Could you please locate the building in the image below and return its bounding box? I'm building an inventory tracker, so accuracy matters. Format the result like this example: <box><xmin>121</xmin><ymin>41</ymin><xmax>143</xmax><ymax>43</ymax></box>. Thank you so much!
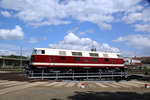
<box><xmin>141</xmin><ymin>57</ymin><xmax>150</xmax><ymax>68</ymax></box>
<box><xmin>124</xmin><ymin>57</ymin><xmax>150</xmax><ymax>68</ymax></box>
<box><xmin>124</xmin><ymin>57</ymin><xmax>141</xmax><ymax>67</ymax></box>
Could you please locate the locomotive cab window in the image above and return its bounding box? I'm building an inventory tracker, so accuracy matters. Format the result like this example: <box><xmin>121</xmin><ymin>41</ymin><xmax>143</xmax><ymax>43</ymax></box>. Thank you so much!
<box><xmin>117</xmin><ymin>54</ymin><xmax>122</xmax><ymax>58</ymax></box>
<box><xmin>33</xmin><ymin>50</ymin><xmax>37</xmax><ymax>54</ymax></box>
<box><xmin>33</xmin><ymin>50</ymin><xmax>45</xmax><ymax>54</ymax></box>
<box><xmin>41</xmin><ymin>50</ymin><xmax>45</xmax><ymax>54</ymax></box>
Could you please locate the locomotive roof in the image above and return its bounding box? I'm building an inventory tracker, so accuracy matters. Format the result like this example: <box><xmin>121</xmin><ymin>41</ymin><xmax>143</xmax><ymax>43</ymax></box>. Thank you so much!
<box><xmin>33</xmin><ymin>48</ymin><xmax>122</xmax><ymax>58</ymax></box>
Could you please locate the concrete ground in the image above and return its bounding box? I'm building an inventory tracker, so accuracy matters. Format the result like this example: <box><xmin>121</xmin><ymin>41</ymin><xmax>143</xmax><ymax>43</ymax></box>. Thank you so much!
<box><xmin>0</xmin><ymin>71</ymin><xmax>150</xmax><ymax>100</ymax></box>
<box><xmin>0</xmin><ymin>86</ymin><xmax>150</xmax><ymax>100</ymax></box>
<box><xmin>0</xmin><ymin>79</ymin><xmax>150</xmax><ymax>100</ymax></box>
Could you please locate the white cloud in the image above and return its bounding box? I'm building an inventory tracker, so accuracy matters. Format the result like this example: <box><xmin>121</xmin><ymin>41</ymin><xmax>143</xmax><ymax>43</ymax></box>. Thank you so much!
<box><xmin>28</xmin><ymin>20</ymin><xmax>71</xmax><ymax>27</ymax></box>
<box><xmin>114</xmin><ymin>34</ymin><xmax>150</xmax><ymax>55</ymax></box>
<box><xmin>0</xmin><ymin>0</ymin><xmax>144</xmax><ymax>30</ymax></box>
<box><xmin>86</xmin><ymin>29</ymin><xmax>94</xmax><ymax>34</ymax></box>
<box><xmin>49</xmin><ymin>33</ymin><xmax>119</xmax><ymax>52</ymax></box>
<box><xmin>0</xmin><ymin>10</ymin><xmax>11</xmax><ymax>17</ymax></box>
<box><xmin>0</xmin><ymin>43</ymin><xmax>19</xmax><ymax>50</ymax></box>
<box><xmin>67</xmin><ymin>27</ymin><xmax>78</xmax><ymax>33</ymax></box>
<box><xmin>0</xmin><ymin>44</ymin><xmax>32</xmax><ymax>56</ymax></box>
<box><xmin>122</xmin><ymin>8</ymin><xmax>150</xmax><ymax>23</ymax></box>
<box><xmin>0</xmin><ymin>25</ymin><xmax>24</xmax><ymax>40</ymax></box>
<box><xmin>67</xmin><ymin>28</ymin><xmax>94</xmax><ymax>36</ymax></box>
<box><xmin>41</xmin><ymin>37</ymin><xmax>47</xmax><ymax>40</ymax></box>
<box><xmin>120</xmin><ymin>50</ymin><xmax>135</xmax><ymax>57</ymax></box>
<box><xmin>0</xmin><ymin>49</ymin><xmax>32</xmax><ymax>56</ymax></box>
<box><xmin>0</xmin><ymin>49</ymin><xmax>17</xmax><ymax>55</ymax></box>
<box><xmin>134</xmin><ymin>24</ymin><xmax>150</xmax><ymax>32</ymax></box>
<box><xmin>28</xmin><ymin>37</ymin><xmax>37</xmax><ymax>43</ymax></box>
<box><xmin>78</xmin><ymin>31</ymin><xmax>85</xmax><ymax>36</ymax></box>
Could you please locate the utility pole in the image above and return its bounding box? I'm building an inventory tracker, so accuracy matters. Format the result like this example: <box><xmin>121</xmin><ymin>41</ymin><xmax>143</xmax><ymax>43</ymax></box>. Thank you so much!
<box><xmin>2</xmin><ymin>54</ymin><xmax>5</xmax><ymax>67</ymax></box>
<box><xmin>20</xmin><ymin>46</ymin><xmax>22</xmax><ymax>68</ymax></box>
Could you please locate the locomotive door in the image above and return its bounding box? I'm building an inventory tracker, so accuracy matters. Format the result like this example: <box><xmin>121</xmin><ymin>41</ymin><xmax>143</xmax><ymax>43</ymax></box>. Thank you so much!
<box><xmin>49</xmin><ymin>57</ymin><xmax>55</xmax><ymax>67</ymax></box>
<box><xmin>53</xmin><ymin>57</ymin><xmax>55</xmax><ymax>66</ymax></box>
<box><xmin>49</xmin><ymin>57</ymin><xmax>51</xmax><ymax>67</ymax></box>
<box><xmin>112</xmin><ymin>59</ymin><xmax>116</xmax><ymax>66</ymax></box>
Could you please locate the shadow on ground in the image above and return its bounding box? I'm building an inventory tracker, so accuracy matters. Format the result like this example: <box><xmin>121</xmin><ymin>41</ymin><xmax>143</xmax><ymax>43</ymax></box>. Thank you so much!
<box><xmin>52</xmin><ymin>91</ymin><xmax>150</xmax><ymax>100</ymax></box>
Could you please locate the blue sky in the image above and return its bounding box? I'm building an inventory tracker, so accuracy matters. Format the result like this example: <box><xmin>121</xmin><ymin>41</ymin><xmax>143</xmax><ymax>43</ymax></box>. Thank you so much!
<box><xmin>0</xmin><ymin>0</ymin><xmax>150</xmax><ymax>57</ymax></box>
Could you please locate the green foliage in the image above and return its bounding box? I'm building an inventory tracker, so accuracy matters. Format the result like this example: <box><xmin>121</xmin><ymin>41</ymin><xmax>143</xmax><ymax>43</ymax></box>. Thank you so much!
<box><xmin>0</xmin><ymin>54</ymin><xmax>29</xmax><ymax>66</ymax></box>
<box><xmin>1</xmin><ymin>54</ymin><xmax>28</xmax><ymax>59</ymax></box>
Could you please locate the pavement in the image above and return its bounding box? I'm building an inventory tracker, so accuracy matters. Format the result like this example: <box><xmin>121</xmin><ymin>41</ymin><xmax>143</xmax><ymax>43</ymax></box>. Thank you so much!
<box><xmin>0</xmin><ymin>79</ymin><xmax>150</xmax><ymax>100</ymax></box>
<box><xmin>0</xmin><ymin>79</ymin><xmax>149</xmax><ymax>95</ymax></box>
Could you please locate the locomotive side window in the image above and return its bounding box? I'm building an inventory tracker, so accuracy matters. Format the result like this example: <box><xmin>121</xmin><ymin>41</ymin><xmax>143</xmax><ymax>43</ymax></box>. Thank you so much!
<box><xmin>37</xmin><ymin>50</ymin><xmax>41</xmax><ymax>54</ymax></box>
<box><xmin>33</xmin><ymin>50</ymin><xmax>45</xmax><ymax>54</ymax></box>
<box><xmin>72</xmin><ymin>52</ymin><xmax>82</xmax><ymax>56</ymax></box>
<box><xmin>103</xmin><ymin>54</ymin><xmax>109</xmax><ymax>58</ymax></box>
<box><xmin>84</xmin><ymin>59</ymin><xmax>89</xmax><ymax>62</ymax></box>
<box><xmin>60</xmin><ymin>57</ymin><xmax>66</xmax><ymax>60</ymax></box>
<box><xmin>59</xmin><ymin>51</ymin><xmax>66</xmax><ymax>56</ymax></box>
<box><xmin>92</xmin><ymin>58</ymin><xmax>97</xmax><ymax>62</ymax></box>
<box><xmin>89</xmin><ymin>53</ymin><xmax>99</xmax><ymax>57</ymax></box>
<box><xmin>75</xmin><ymin>57</ymin><xmax>80</xmax><ymax>61</ymax></box>
<box><xmin>105</xmin><ymin>58</ymin><xmax>109</xmax><ymax>62</ymax></box>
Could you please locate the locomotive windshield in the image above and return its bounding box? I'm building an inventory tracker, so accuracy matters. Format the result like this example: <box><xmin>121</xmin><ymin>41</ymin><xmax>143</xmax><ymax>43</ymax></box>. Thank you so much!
<box><xmin>117</xmin><ymin>54</ymin><xmax>122</xmax><ymax>58</ymax></box>
<box><xmin>33</xmin><ymin>49</ymin><xmax>45</xmax><ymax>54</ymax></box>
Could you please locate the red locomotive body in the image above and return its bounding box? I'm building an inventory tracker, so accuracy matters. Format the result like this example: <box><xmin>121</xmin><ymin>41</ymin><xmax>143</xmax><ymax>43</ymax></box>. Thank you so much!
<box><xmin>30</xmin><ymin>48</ymin><xmax>124</xmax><ymax>70</ymax></box>
<box><xmin>26</xmin><ymin>48</ymin><xmax>127</xmax><ymax>79</ymax></box>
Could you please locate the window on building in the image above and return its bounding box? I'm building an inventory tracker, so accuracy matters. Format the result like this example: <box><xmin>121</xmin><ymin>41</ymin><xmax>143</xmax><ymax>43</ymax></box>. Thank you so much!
<box><xmin>103</xmin><ymin>54</ymin><xmax>109</xmax><ymax>58</ymax></box>
<box><xmin>72</xmin><ymin>52</ymin><xmax>82</xmax><ymax>56</ymax></box>
<box><xmin>89</xmin><ymin>53</ymin><xmax>99</xmax><ymax>57</ymax></box>
<box><xmin>75</xmin><ymin>57</ymin><xmax>80</xmax><ymax>61</ymax></box>
<box><xmin>92</xmin><ymin>58</ymin><xmax>97</xmax><ymax>62</ymax></box>
<box><xmin>59</xmin><ymin>51</ymin><xmax>66</xmax><ymax>56</ymax></box>
<box><xmin>60</xmin><ymin>57</ymin><xmax>66</xmax><ymax>60</ymax></box>
<box><xmin>105</xmin><ymin>58</ymin><xmax>109</xmax><ymax>62</ymax></box>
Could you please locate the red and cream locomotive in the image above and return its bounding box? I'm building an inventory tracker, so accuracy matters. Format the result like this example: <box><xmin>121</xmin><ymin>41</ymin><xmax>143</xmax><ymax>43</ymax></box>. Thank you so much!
<box><xmin>27</xmin><ymin>48</ymin><xmax>126</xmax><ymax>79</ymax></box>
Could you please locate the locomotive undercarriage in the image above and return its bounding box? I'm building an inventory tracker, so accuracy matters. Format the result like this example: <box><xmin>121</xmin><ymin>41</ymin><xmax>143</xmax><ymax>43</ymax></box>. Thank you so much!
<box><xmin>24</xmin><ymin>66</ymin><xmax>129</xmax><ymax>80</ymax></box>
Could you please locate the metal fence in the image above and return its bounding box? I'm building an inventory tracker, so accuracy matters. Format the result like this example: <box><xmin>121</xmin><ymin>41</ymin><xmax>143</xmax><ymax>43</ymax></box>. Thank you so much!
<box><xmin>24</xmin><ymin>69</ymin><xmax>129</xmax><ymax>80</ymax></box>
